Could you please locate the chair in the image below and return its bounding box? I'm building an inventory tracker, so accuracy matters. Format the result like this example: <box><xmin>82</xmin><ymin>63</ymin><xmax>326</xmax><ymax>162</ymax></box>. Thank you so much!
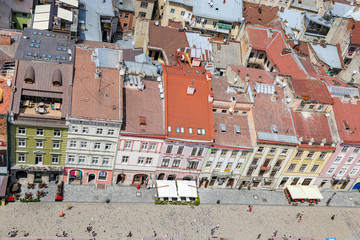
<box><xmin>35</xmin><ymin>108</ymin><xmax>39</xmax><ymax>113</ymax></box>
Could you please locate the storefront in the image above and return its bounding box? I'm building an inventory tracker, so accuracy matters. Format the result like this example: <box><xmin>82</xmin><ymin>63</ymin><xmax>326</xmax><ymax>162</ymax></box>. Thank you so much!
<box><xmin>68</xmin><ymin>169</ymin><xmax>83</xmax><ymax>184</ymax></box>
<box><xmin>64</xmin><ymin>168</ymin><xmax>113</xmax><ymax>185</ymax></box>
<box><xmin>11</xmin><ymin>167</ymin><xmax>63</xmax><ymax>183</ymax></box>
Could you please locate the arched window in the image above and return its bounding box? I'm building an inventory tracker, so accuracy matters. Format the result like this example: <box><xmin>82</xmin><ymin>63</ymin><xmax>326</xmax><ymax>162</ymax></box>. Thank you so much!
<box><xmin>98</xmin><ymin>171</ymin><xmax>107</xmax><ymax>180</ymax></box>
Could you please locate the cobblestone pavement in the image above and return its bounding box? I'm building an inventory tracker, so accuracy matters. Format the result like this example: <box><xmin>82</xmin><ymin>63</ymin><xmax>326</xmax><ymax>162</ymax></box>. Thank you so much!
<box><xmin>1</xmin><ymin>203</ymin><xmax>360</xmax><ymax>239</ymax></box>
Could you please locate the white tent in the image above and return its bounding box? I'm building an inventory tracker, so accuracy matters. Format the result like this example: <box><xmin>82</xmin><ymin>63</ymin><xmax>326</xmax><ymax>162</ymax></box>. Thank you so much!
<box><xmin>177</xmin><ymin>180</ymin><xmax>197</xmax><ymax>198</ymax></box>
<box><xmin>156</xmin><ymin>180</ymin><xmax>178</xmax><ymax>198</ymax></box>
<box><xmin>287</xmin><ymin>185</ymin><xmax>323</xmax><ymax>200</ymax></box>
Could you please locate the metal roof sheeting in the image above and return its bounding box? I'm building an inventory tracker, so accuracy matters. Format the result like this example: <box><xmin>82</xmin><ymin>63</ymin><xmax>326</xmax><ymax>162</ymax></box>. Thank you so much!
<box><xmin>185</xmin><ymin>32</ymin><xmax>213</xmax><ymax>62</ymax></box>
<box><xmin>310</xmin><ymin>43</ymin><xmax>342</xmax><ymax>69</ymax></box>
<box><xmin>95</xmin><ymin>48</ymin><xmax>122</xmax><ymax>68</ymax></box>
<box><xmin>257</xmin><ymin>132</ymin><xmax>298</xmax><ymax>144</ymax></box>
<box><xmin>57</xmin><ymin>7</ymin><xmax>73</xmax><ymax>22</ymax></box>
<box><xmin>123</xmin><ymin>61</ymin><xmax>160</xmax><ymax>77</ymax></box>
<box><xmin>192</xmin><ymin>0</ymin><xmax>243</xmax><ymax>23</ymax></box>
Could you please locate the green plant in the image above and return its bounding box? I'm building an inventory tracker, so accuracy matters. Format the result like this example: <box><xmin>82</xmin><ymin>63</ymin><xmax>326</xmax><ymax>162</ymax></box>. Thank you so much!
<box><xmin>194</xmin><ymin>193</ymin><xmax>200</xmax><ymax>206</ymax></box>
<box><xmin>20</xmin><ymin>198</ymin><xmax>40</xmax><ymax>203</ymax></box>
<box><xmin>248</xmin><ymin>185</ymin><xmax>251</xmax><ymax>190</ymax></box>
<box><xmin>238</xmin><ymin>185</ymin><xmax>242</xmax><ymax>190</ymax></box>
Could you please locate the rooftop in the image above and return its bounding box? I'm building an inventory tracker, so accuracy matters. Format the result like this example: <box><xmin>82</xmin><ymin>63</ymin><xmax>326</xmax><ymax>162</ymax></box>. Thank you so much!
<box><xmin>148</xmin><ymin>22</ymin><xmax>189</xmax><ymax>65</ymax></box>
<box><xmin>289</xmin><ymin>78</ymin><xmax>333</xmax><ymax>104</ymax></box>
<box><xmin>0</xmin><ymin>0</ymin><xmax>33</xmax><ymax>28</ymax></box>
<box><xmin>246</xmin><ymin>25</ymin><xmax>307</xmax><ymax>79</ymax></box>
<box><xmin>243</xmin><ymin>2</ymin><xmax>279</xmax><ymax>27</ymax></box>
<box><xmin>291</xmin><ymin>0</ymin><xmax>320</xmax><ymax>12</ymax></box>
<box><xmin>71</xmin><ymin>42</ymin><xmax>122</xmax><ymax>121</ymax></box>
<box><xmin>213</xmin><ymin>112</ymin><xmax>253</xmax><ymax>149</ymax></box>
<box><xmin>292</xmin><ymin>111</ymin><xmax>334</xmax><ymax>147</ymax></box>
<box><xmin>0</xmin><ymin>83</ymin><xmax>11</xmax><ymax>115</ymax></box>
<box><xmin>309</xmin><ymin>43</ymin><xmax>342</xmax><ymax>69</ymax></box>
<box><xmin>212</xmin><ymin>41</ymin><xmax>241</xmax><ymax>69</ymax></box>
<box><xmin>169</xmin><ymin>0</ymin><xmax>193</xmax><ymax>7</ymax></box>
<box><xmin>211</xmin><ymin>75</ymin><xmax>250</xmax><ymax>103</ymax></box>
<box><xmin>330</xmin><ymin>2</ymin><xmax>360</xmax><ymax>21</ymax></box>
<box><xmin>193</xmin><ymin>0</ymin><xmax>243</xmax><ymax>23</ymax></box>
<box><xmin>121</xmin><ymin>80</ymin><xmax>164</xmax><ymax>135</ymax></box>
<box><xmin>185</xmin><ymin>32</ymin><xmax>213</xmax><ymax>62</ymax></box>
<box><xmin>332</xmin><ymin>97</ymin><xmax>360</xmax><ymax>145</ymax></box>
<box><xmin>163</xmin><ymin>65</ymin><xmax>214</xmax><ymax>143</ymax></box>
<box><xmin>14</xmin><ymin>28</ymin><xmax>75</xmax><ymax>65</ymax></box>
<box><xmin>228</xmin><ymin>65</ymin><xmax>276</xmax><ymax>85</ymax></box>
<box><xmin>117</xmin><ymin>0</ymin><xmax>135</xmax><ymax>12</ymax></box>
<box><xmin>351</xmin><ymin>21</ymin><xmax>360</xmax><ymax>45</ymax></box>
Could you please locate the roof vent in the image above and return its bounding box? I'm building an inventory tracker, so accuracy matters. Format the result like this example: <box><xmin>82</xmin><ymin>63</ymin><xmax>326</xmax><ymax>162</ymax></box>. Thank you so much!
<box><xmin>187</xmin><ymin>85</ymin><xmax>196</xmax><ymax>95</ymax></box>
<box><xmin>343</xmin><ymin>120</ymin><xmax>350</xmax><ymax>130</ymax></box>
<box><xmin>308</xmin><ymin>137</ymin><xmax>314</xmax><ymax>145</ymax></box>
<box><xmin>271</xmin><ymin>124</ymin><xmax>278</xmax><ymax>134</ymax></box>
<box><xmin>257</xmin><ymin>75</ymin><xmax>262</xmax><ymax>83</ymax></box>
<box><xmin>267</xmin><ymin>29</ymin><xmax>273</xmax><ymax>38</ymax></box>
<box><xmin>231</xmin><ymin>96</ymin><xmax>236</xmax><ymax>102</ymax></box>
<box><xmin>320</xmin><ymin>138</ymin><xmax>326</xmax><ymax>146</ymax></box>
<box><xmin>245</xmin><ymin>74</ymin><xmax>250</xmax><ymax>82</ymax></box>
<box><xmin>312</xmin><ymin>38</ymin><xmax>319</xmax><ymax>45</ymax></box>
<box><xmin>220</xmin><ymin>123</ymin><xmax>226</xmax><ymax>132</ymax></box>
<box><xmin>95</xmin><ymin>69</ymin><xmax>101</xmax><ymax>79</ymax></box>
<box><xmin>234</xmin><ymin>125</ymin><xmax>241</xmax><ymax>134</ymax></box>
<box><xmin>140</xmin><ymin>117</ymin><xmax>146</xmax><ymax>126</ymax></box>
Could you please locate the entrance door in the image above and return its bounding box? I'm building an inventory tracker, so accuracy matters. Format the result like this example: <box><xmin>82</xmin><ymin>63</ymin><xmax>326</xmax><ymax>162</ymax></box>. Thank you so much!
<box><xmin>88</xmin><ymin>174</ymin><xmax>96</xmax><ymax>183</ymax></box>
<box><xmin>341</xmin><ymin>181</ymin><xmax>349</xmax><ymax>189</ymax></box>
<box><xmin>319</xmin><ymin>181</ymin><xmax>326</xmax><ymax>188</ymax></box>
<box><xmin>116</xmin><ymin>174</ymin><xmax>125</xmax><ymax>184</ymax></box>
<box><xmin>253</xmin><ymin>181</ymin><xmax>260</xmax><ymax>187</ymax></box>
<box><xmin>209</xmin><ymin>176</ymin><xmax>217</xmax><ymax>186</ymax></box>
<box><xmin>226</xmin><ymin>178</ymin><xmax>234</xmax><ymax>187</ymax></box>
<box><xmin>158</xmin><ymin>173</ymin><xmax>165</xmax><ymax>180</ymax></box>
<box><xmin>302</xmin><ymin>178</ymin><xmax>312</xmax><ymax>186</ymax></box>
<box><xmin>331</xmin><ymin>180</ymin><xmax>338</xmax><ymax>189</ymax></box>
<box><xmin>167</xmin><ymin>174</ymin><xmax>176</xmax><ymax>180</ymax></box>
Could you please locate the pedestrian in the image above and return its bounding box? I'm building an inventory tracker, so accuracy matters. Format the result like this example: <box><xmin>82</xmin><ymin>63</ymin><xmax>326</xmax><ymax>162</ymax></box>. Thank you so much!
<box><xmin>23</xmin><ymin>231</ymin><xmax>27</xmax><ymax>237</ymax></box>
<box><xmin>273</xmin><ymin>230</ymin><xmax>278</xmax><ymax>237</ymax></box>
<box><xmin>165</xmin><ymin>234</ymin><xmax>169</xmax><ymax>237</ymax></box>
<box><xmin>211</xmin><ymin>228</ymin><xmax>215</xmax><ymax>235</ymax></box>
<box><xmin>216</xmin><ymin>224</ymin><xmax>220</xmax><ymax>229</ymax></box>
<box><xmin>60</xmin><ymin>211</ymin><xmax>64</xmax><ymax>217</ymax></box>
<box><xmin>62</xmin><ymin>231</ymin><xmax>66</xmax><ymax>237</ymax></box>
<box><xmin>331</xmin><ymin>215</ymin><xmax>335</xmax><ymax>220</ymax></box>
<box><xmin>298</xmin><ymin>215</ymin><xmax>302</xmax><ymax>222</ymax></box>
<box><xmin>127</xmin><ymin>231</ymin><xmax>133</xmax><ymax>237</ymax></box>
<box><xmin>92</xmin><ymin>231</ymin><xmax>96</xmax><ymax>237</ymax></box>
<box><xmin>67</xmin><ymin>204</ymin><xmax>71</xmax><ymax>210</ymax></box>
<box><xmin>86</xmin><ymin>224</ymin><xmax>91</xmax><ymax>232</ymax></box>
<box><xmin>257</xmin><ymin>233</ymin><xmax>261</xmax><ymax>239</ymax></box>
<box><xmin>249</xmin><ymin>205</ymin><xmax>253</xmax><ymax>212</ymax></box>
<box><xmin>296</xmin><ymin>213</ymin><xmax>300</xmax><ymax>219</ymax></box>
<box><xmin>152</xmin><ymin>231</ymin><xmax>157</xmax><ymax>237</ymax></box>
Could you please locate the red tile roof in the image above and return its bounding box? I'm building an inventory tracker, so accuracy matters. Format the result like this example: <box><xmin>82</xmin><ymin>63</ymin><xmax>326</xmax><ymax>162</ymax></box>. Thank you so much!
<box><xmin>290</xmin><ymin>78</ymin><xmax>334</xmax><ymax>104</ymax></box>
<box><xmin>243</xmin><ymin>2</ymin><xmax>280</xmax><ymax>27</ymax></box>
<box><xmin>316</xmin><ymin>75</ymin><xmax>348</xmax><ymax>87</ymax></box>
<box><xmin>163</xmin><ymin>65</ymin><xmax>214</xmax><ymax>143</ymax></box>
<box><xmin>122</xmin><ymin>80</ymin><xmax>165</xmax><ymax>136</ymax></box>
<box><xmin>211</xmin><ymin>76</ymin><xmax>250</xmax><ymax>103</ymax></box>
<box><xmin>148</xmin><ymin>22</ymin><xmax>189</xmax><ymax>65</ymax></box>
<box><xmin>246</xmin><ymin>25</ymin><xmax>307</xmax><ymax>78</ymax></box>
<box><xmin>228</xmin><ymin>65</ymin><xmax>274</xmax><ymax>85</ymax></box>
<box><xmin>0</xmin><ymin>84</ymin><xmax>11</xmax><ymax>115</ymax></box>
<box><xmin>292</xmin><ymin>111</ymin><xmax>333</xmax><ymax>146</ymax></box>
<box><xmin>333</xmin><ymin>97</ymin><xmax>360</xmax><ymax>145</ymax></box>
<box><xmin>213</xmin><ymin>112</ymin><xmax>253</xmax><ymax>149</ymax></box>
<box><xmin>351</xmin><ymin>21</ymin><xmax>360</xmax><ymax>45</ymax></box>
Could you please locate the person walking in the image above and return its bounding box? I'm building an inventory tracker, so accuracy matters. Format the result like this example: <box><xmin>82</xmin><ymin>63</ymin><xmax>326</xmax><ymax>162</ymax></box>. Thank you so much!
<box><xmin>86</xmin><ymin>224</ymin><xmax>91</xmax><ymax>232</ymax></box>
<box><xmin>60</xmin><ymin>211</ymin><xmax>64</xmax><ymax>217</ymax></box>
<box><xmin>211</xmin><ymin>228</ymin><xmax>215</xmax><ymax>235</ymax></box>
<box><xmin>152</xmin><ymin>231</ymin><xmax>157</xmax><ymax>237</ymax></box>
<box><xmin>92</xmin><ymin>231</ymin><xmax>96</xmax><ymax>237</ymax></box>
<box><xmin>127</xmin><ymin>231</ymin><xmax>133</xmax><ymax>237</ymax></box>
<box><xmin>331</xmin><ymin>215</ymin><xmax>335</xmax><ymax>220</ymax></box>
<box><xmin>216</xmin><ymin>224</ymin><xmax>220</xmax><ymax>229</ymax></box>
<box><xmin>257</xmin><ymin>233</ymin><xmax>262</xmax><ymax>239</ymax></box>
<box><xmin>249</xmin><ymin>205</ymin><xmax>253</xmax><ymax>212</ymax></box>
<box><xmin>296</xmin><ymin>213</ymin><xmax>300</xmax><ymax>219</ymax></box>
<box><xmin>273</xmin><ymin>230</ymin><xmax>278</xmax><ymax>237</ymax></box>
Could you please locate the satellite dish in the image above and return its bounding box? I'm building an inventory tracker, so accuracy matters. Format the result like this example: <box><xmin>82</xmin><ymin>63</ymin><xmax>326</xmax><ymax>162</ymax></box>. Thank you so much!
<box><xmin>120</xmin><ymin>69</ymin><xmax>125</xmax><ymax>75</ymax></box>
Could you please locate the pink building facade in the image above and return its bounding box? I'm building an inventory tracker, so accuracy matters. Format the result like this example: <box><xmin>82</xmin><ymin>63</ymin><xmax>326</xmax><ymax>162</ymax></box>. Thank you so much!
<box><xmin>63</xmin><ymin>167</ymin><xmax>113</xmax><ymax>185</ymax></box>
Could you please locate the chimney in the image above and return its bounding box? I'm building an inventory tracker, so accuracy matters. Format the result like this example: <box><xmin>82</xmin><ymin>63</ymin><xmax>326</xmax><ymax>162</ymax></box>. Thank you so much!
<box><xmin>187</xmin><ymin>85</ymin><xmax>196</xmax><ymax>94</ymax></box>
<box><xmin>245</xmin><ymin>74</ymin><xmax>250</xmax><ymax>82</ymax></box>
<box><xmin>257</xmin><ymin>75</ymin><xmax>262</xmax><ymax>83</ymax></box>
<box><xmin>298</xmin><ymin>137</ymin><xmax>303</xmax><ymax>144</ymax></box>
<box><xmin>341</xmin><ymin>94</ymin><xmax>351</xmax><ymax>103</ymax></box>
<box><xmin>271</xmin><ymin>91</ymin><xmax>279</xmax><ymax>101</ymax></box>
<box><xmin>320</xmin><ymin>138</ymin><xmax>326</xmax><ymax>146</ymax></box>
<box><xmin>267</xmin><ymin>29</ymin><xmax>273</xmax><ymax>38</ymax></box>
<box><xmin>223</xmin><ymin>0</ymin><xmax>226</xmax><ymax>3</ymax></box>
<box><xmin>258</xmin><ymin>5</ymin><xmax>262</xmax><ymax>14</ymax></box>
<box><xmin>320</xmin><ymin>40</ymin><xmax>327</xmax><ymax>48</ymax></box>
<box><xmin>208</xmin><ymin>92</ymin><xmax>214</xmax><ymax>102</ymax></box>
<box><xmin>351</xmin><ymin>95</ymin><xmax>359</xmax><ymax>104</ymax></box>
<box><xmin>308</xmin><ymin>137</ymin><xmax>314</xmax><ymax>145</ymax></box>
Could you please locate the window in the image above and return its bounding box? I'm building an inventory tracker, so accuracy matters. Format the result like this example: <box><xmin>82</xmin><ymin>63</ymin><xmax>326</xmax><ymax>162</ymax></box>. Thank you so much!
<box><xmin>139</xmin><ymin>12</ymin><xmax>146</xmax><ymax>18</ymax></box>
<box><xmin>188</xmin><ymin>128</ymin><xmax>193</xmax><ymax>134</ymax></box>
<box><xmin>82</xmin><ymin>127</ymin><xmax>89</xmax><ymax>133</ymax></box>
<box><xmin>17</xmin><ymin>127</ymin><xmax>26</xmax><ymax>135</ymax></box>
<box><xmin>241</xmin><ymin>151</ymin><xmax>248</xmax><ymax>157</ymax></box>
<box><xmin>295</xmin><ymin>150</ymin><xmax>304</xmax><ymax>158</ymax></box>
<box><xmin>202</xmin><ymin>129</ymin><xmax>206</xmax><ymax>135</ymax></box>
<box><xmin>346</xmin><ymin>157</ymin><xmax>354</xmax><ymax>164</ymax></box>
<box><xmin>215</xmin><ymin>161</ymin><xmax>223</xmax><ymax>168</ymax></box>
<box><xmin>124</xmin><ymin>141</ymin><xmax>132</xmax><ymax>150</ymax></box>
<box><xmin>281</xmin><ymin>149</ymin><xmax>288</xmax><ymax>155</ymax></box>
<box><xmin>170</xmin><ymin>8</ymin><xmax>175</xmax><ymax>14</ymax></box>
<box><xmin>225</xmin><ymin>162</ymin><xmax>233</xmax><ymax>170</ymax></box>
<box><xmin>161</xmin><ymin>159</ymin><xmax>170</xmax><ymax>166</ymax></box>
<box><xmin>334</xmin><ymin>156</ymin><xmax>342</xmax><ymax>163</ymax></box>
<box><xmin>149</xmin><ymin>142</ymin><xmax>156</xmax><ymax>152</ymax></box>
<box><xmin>138</xmin><ymin>157</ymin><xmax>144</xmax><ymax>165</ymax></box>
<box><xmin>177</xmin><ymin>146</ymin><xmax>184</xmax><ymax>154</ymax></box>
<box><xmin>51</xmin><ymin>155</ymin><xmax>59</xmax><ymax>164</ymax></box>
<box><xmin>354</xmin><ymin>147</ymin><xmax>360</xmax><ymax>153</ymax></box>
<box><xmin>187</xmin><ymin>161</ymin><xmax>199</xmax><ymax>169</ymax></box>
<box><xmin>53</xmin><ymin>130</ymin><xmax>61</xmax><ymax>137</ymax></box>
<box><xmin>220</xmin><ymin>150</ymin><xmax>228</xmax><ymax>157</ymax></box>
<box><xmin>18</xmin><ymin>154</ymin><xmax>25</xmax><ymax>163</ymax></box>
<box><xmin>275</xmin><ymin>160</ymin><xmax>283</xmax><ymax>166</ymax></box>
<box><xmin>306</xmin><ymin>151</ymin><xmax>315</xmax><ymax>159</ymax></box>
<box><xmin>205</xmin><ymin>161</ymin><xmax>213</xmax><ymax>168</ymax></box>
<box><xmin>98</xmin><ymin>171</ymin><xmax>107</xmax><ymax>180</ymax></box>
<box><xmin>176</xmin><ymin>127</ymin><xmax>180</xmax><ymax>133</ymax></box>
<box><xmin>310</xmin><ymin>165</ymin><xmax>319</xmax><ymax>173</ymax></box>
<box><xmin>197</xmin><ymin>128</ymin><xmax>201</xmax><ymax>135</ymax></box>
<box><xmin>269</xmin><ymin>147</ymin><xmax>276</xmax><ymax>155</ymax></box>
<box><xmin>35</xmin><ymin>155</ymin><xmax>42</xmax><ymax>165</ymax></box>
<box><xmin>257</xmin><ymin>147</ymin><xmax>264</xmax><ymax>153</ymax></box>
<box><xmin>70</xmin><ymin>126</ymin><xmax>78</xmax><ymax>133</ymax></box>
<box><xmin>53</xmin><ymin>141</ymin><xmax>60</xmax><ymax>149</ymax></box>
<box><xmin>350</xmin><ymin>168</ymin><xmax>358</xmax><ymax>175</ymax></box>
<box><xmin>287</xmin><ymin>163</ymin><xmax>296</xmax><ymax>172</ymax></box>
<box><xmin>166</xmin><ymin>145</ymin><xmax>173</xmax><ymax>154</ymax></box>
<box><xmin>107</xmin><ymin>129</ymin><xmax>114</xmax><ymax>135</ymax></box>
<box><xmin>327</xmin><ymin>167</ymin><xmax>335</xmax><ymax>174</ymax></box>
<box><xmin>96</xmin><ymin>128</ymin><xmax>103</xmax><ymax>135</ymax></box>
<box><xmin>180</xmin><ymin>11</ymin><xmax>185</xmax><ymax>16</ymax></box>
<box><xmin>68</xmin><ymin>155</ymin><xmax>75</xmax><ymax>163</ymax></box>
<box><xmin>18</xmin><ymin>139</ymin><xmax>26</xmax><ymax>147</ymax></box>
<box><xmin>145</xmin><ymin>157</ymin><xmax>152</xmax><ymax>165</ymax></box>
<box><xmin>36</xmin><ymin>140</ymin><xmax>43</xmax><ymax>148</ymax></box>
<box><xmin>80</xmin><ymin>141</ymin><xmax>87</xmax><ymax>149</ymax></box>
<box><xmin>91</xmin><ymin>157</ymin><xmax>99</xmax><ymax>165</ymax></box>
<box><xmin>212</xmin><ymin>21</ymin><xmax>217</xmax><ymax>27</ymax></box>
<box><xmin>318</xmin><ymin>152</ymin><xmax>327</xmax><ymax>160</ymax></box>
<box><xmin>125</xmin><ymin>13</ymin><xmax>129</xmax><ymax>18</ymax></box>
<box><xmin>122</xmin><ymin>156</ymin><xmax>129</xmax><ymax>163</ymax></box>
<box><xmin>251</xmin><ymin>158</ymin><xmax>259</xmax><ymax>166</ymax></box>
<box><xmin>191</xmin><ymin>148</ymin><xmax>197</xmax><ymax>156</ymax></box>
<box><xmin>235</xmin><ymin>162</ymin><xmax>242</xmax><ymax>169</ymax></box>
<box><xmin>180</xmin><ymin>127</ymin><xmax>184</xmax><ymax>134</ymax></box>
<box><xmin>36</xmin><ymin>129</ymin><xmax>44</xmax><ymax>136</ymax></box>
<box><xmin>197</xmin><ymin>148</ymin><xmax>204</xmax><ymax>156</ymax></box>
<box><xmin>105</xmin><ymin>143</ymin><xmax>112</xmax><ymax>151</ymax></box>
<box><xmin>93</xmin><ymin>143</ymin><xmax>101</xmax><ymax>150</ymax></box>
<box><xmin>78</xmin><ymin>156</ymin><xmax>85</xmax><ymax>164</ymax></box>
<box><xmin>203</xmin><ymin>20</ymin><xmax>207</xmax><ymax>25</ymax></box>
<box><xmin>299</xmin><ymin>164</ymin><xmax>308</xmax><ymax>172</ymax></box>
<box><xmin>210</xmin><ymin>149</ymin><xmax>217</xmax><ymax>156</ymax></box>
<box><xmin>338</xmin><ymin>167</ymin><xmax>347</xmax><ymax>176</ymax></box>
<box><xmin>140</xmin><ymin>2</ymin><xmax>148</xmax><ymax>8</ymax></box>
<box><xmin>172</xmin><ymin>159</ymin><xmax>181</xmax><ymax>167</ymax></box>
<box><xmin>342</xmin><ymin>146</ymin><xmax>349</xmax><ymax>152</ymax></box>
<box><xmin>231</xmin><ymin>150</ymin><xmax>239</xmax><ymax>158</ymax></box>
<box><xmin>119</xmin><ymin>13</ymin><xmax>123</xmax><ymax>18</ymax></box>
<box><xmin>309</xmin><ymin>105</ymin><xmax>314</xmax><ymax>109</ymax></box>
<box><xmin>168</xmin><ymin>126</ymin><xmax>172</xmax><ymax>133</ymax></box>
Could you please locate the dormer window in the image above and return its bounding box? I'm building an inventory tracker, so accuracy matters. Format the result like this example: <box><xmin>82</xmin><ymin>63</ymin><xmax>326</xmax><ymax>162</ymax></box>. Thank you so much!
<box><xmin>52</xmin><ymin>69</ymin><xmax>62</xmax><ymax>87</ymax></box>
<box><xmin>24</xmin><ymin>66</ymin><xmax>35</xmax><ymax>84</ymax></box>
<box><xmin>343</xmin><ymin>121</ymin><xmax>350</xmax><ymax>130</ymax></box>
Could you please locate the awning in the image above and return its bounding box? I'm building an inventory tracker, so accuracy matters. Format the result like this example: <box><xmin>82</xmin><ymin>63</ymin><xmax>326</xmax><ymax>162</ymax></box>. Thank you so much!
<box><xmin>0</xmin><ymin>175</ymin><xmax>8</xmax><ymax>197</ymax></box>
<box><xmin>287</xmin><ymin>185</ymin><xmax>323</xmax><ymax>200</ymax></box>
<box><xmin>177</xmin><ymin>180</ymin><xmax>197</xmax><ymax>198</ymax></box>
<box><xmin>156</xmin><ymin>180</ymin><xmax>178</xmax><ymax>198</ymax></box>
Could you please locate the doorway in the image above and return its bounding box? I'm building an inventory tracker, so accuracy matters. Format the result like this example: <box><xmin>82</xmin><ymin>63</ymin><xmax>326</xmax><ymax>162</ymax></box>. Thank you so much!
<box><xmin>16</xmin><ymin>171</ymin><xmax>27</xmax><ymax>179</ymax></box>
<box><xmin>133</xmin><ymin>174</ymin><xmax>148</xmax><ymax>185</ymax></box>
<box><xmin>167</xmin><ymin>174</ymin><xmax>176</xmax><ymax>180</ymax></box>
<box><xmin>252</xmin><ymin>180</ymin><xmax>260</xmax><ymax>188</ymax></box>
<box><xmin>183</xmin><ymin>175</ymin><xmax>193</xmax><ymax>180</ymax></box>
<box><xmin>341</xmin><ymin>181</ymin><xmax>349</xmax><ymax>189</ymax></box>
<box><xmin>226</xmin><ymin>178</ymin><xmax>234</xmax><ymax>187</ymax></box>
<box><xmin>116</xmin><ymin>174</ymin><xmax>125</xmax><ymax>184</ymax></box>
<box><xmin>158</xmin><ymin>173</ymin><xmax>165</xmax><ymax>180</ymax></box>
<box><xmin>209</xmin><ymin>176</ymin><xmax>217</xmax><ymax>186</ymax></box>
<box><xmin>49</xmin><ymin>173</ymin><xmax>59</xmax><ymax>182</ymax></box>
<box><xmin>88</xmin><ymin>174</ymin><xmax>96</xmax><ymax>183</ymax></box>
<box><xmin>302</xmin><ymin>178</ymin><xmax>312</xmax><ymax>186</ymax></box>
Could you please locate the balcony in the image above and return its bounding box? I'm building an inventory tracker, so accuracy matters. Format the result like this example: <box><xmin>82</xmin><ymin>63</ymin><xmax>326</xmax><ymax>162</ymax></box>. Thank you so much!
<box><xmin>19</xmin><ymin>97</ymin><xmax>62</xmax><ymax>118</ymax></box>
